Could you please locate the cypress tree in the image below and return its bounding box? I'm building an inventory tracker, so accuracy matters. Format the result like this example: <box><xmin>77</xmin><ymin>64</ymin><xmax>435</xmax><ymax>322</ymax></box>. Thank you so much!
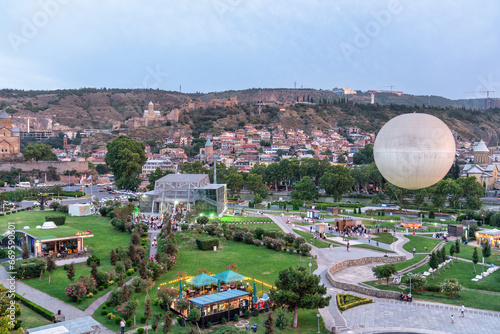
<box><xmin>67</xmin><ymin>262</ymin><xmax>75</xmax><ymax>281</ymax></box>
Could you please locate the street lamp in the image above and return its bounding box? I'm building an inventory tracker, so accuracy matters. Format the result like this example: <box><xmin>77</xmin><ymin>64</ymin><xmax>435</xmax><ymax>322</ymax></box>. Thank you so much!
<box><xmin>407</xmin><ymin>273</ymin><xmax>413</xmax><ymax>295</ymax></box>
<box><xmin>316</xmin><ymin>313</ymin><xmax>321</xmax><ymax>333</ymax></box>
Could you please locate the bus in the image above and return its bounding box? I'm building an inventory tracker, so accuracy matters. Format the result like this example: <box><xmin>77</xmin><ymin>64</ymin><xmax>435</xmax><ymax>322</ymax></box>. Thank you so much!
<box><xmin>16</xmin><ymin>182</ymin><xmax>31</xmax><ymax>188</ymax></box>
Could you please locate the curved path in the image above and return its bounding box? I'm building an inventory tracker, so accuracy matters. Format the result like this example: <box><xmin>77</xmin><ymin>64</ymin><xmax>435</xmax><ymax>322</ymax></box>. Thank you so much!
<box><xmin>265</xmin><ymin>213</ymin><xmax>500</xmax><ymax>333</ymax></box>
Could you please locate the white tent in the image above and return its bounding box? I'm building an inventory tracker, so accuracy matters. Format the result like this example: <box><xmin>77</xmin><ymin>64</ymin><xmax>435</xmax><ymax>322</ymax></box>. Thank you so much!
<box><xmin>68</xmin><ymin>204</ymin><xmax>91</xmax><ymax>216</ymax></box>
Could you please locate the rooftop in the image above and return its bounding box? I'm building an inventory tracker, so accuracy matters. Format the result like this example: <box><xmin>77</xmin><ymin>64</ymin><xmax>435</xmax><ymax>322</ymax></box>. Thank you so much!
<box><xmin>16</xmin><ymin>225</ymin><xmax>92</xmax><ymax>241</ymax></box>
<box><xmin>189</xmin><ymin>289</ymin><xmax>251</xmax><ymax>307</ymax></box>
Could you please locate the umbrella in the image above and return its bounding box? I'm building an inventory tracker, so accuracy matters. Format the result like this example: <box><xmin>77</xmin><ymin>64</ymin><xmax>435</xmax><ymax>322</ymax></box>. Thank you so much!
<box><xmin>252</xmin><ymin>281</ymin><xmax>258</xmax><ymax>303</ymax></box>
<box><xmin>213</xmin><ymin>270</ymin><xmax>246</xmax><ymax>283</ymax></box>
<box><xmin>187</xmin><ymin>273</ymin><xmax>218</xmax><ymax>287</ymax></box>
<box><xmin>179</xmin><ymin>279</ymin><xmax>183</xmax><ymax>299</ymax></box>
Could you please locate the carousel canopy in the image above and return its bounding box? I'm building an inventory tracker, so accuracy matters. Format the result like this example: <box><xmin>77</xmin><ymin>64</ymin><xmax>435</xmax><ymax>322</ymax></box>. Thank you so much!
<box><xmin>187</xmin><ymin>273</ymin><xmax>218</xmax><ymax>287</ymax></box>
<box><xmin>213</xmin><ymin>270</ymin><xmax>246</xmax><ymax>283</ymax></box>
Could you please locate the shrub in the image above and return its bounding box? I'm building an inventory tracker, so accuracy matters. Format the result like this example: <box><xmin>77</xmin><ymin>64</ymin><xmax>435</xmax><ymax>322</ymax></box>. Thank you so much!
<box><xmin>14</xmin><ymin>258</ymin><xmax>45</xmax><ymax>279</ymax></box>
<box><xmin>140</xmin><ymin>316</ymin><xmax>146</xmax><ymax>324</ymax></box>
<box><xmin>14</xmin><ymin>292</ymin><xmax>54</xmax><ymax>321</ymax></box>
<box><xmin>99</xmin><ymin>286</ymin><xmax>104</xmax><ymax>291</ymax></box>
<box><xmin>114</xmin><ymin>316</ymin><xmax>122</xmax><ymax>325</ymax></box>
<box><xmin>137</xmin><ymin>329</ymin><xmax>145</xmax><ymax>334</ymax></box>
<box><xmin>65</xmin><ymin>282</ymin><xmax>87</xmax><ymax>301</ymax></box>
<box><xmin>206</xmin><ymin>321</ymin><xmax>212</xmax><ymax>328</ymax></box>
<box><xmin>188</xmin><ymin>308</ymin><xmax>201</xmax><ymax>323</ymax></box>
<box><xmin>115</xmin><ymin>261</ymin><xmax>125</xmax><ymax>274</ymax></box>
<box><xmin>101</xmin><ymin>310</ymin><xmax>107</xmax><ymax>315</ymax></box>
<box><xmin>221</xmin><ymin>317</ymin><xmax>226</xmax><ymax>324</ymax></box>
<box><xmin>126</xmin><ymin>268</ymin><xmax>135</xmax><ymax>276</ymax></box>
<box><xmin>107</xmin><ymin>313</ymin><xmax>115</xmax><ymax>320</ymax></box>
<box><xmin>275</xmin><ymin>307</ymin><xmax>293</xmax><ymax>329</ymax></box>
<box><xmin>195</xmin><ymin>238</ymin><xmax>220</xmax><ymax>251</ymax></box>
<box><xmin>63</xmin><ymin>264</ymin><xmax>70</xmax><ymax>271</ymax></box>
<box><xmin>298</xmin><ymin>243</ymin><xmax>311</xmax><ymax>256</ymax></box>
<box><xmin>252</xmin><ymin>309</ymin><xmax>259</xmax><ymax>317</ymax></box>
<box><xmin>86</xmin><ymin>292</ymin><xmax>94</xmax><ymax>298</ymax></box>
<box><xmin>56</xmin><ymin>205</ymin><xmax>69</xmax><ymax>213</ymax></box>
<box><xmin>176</xmin><ymin>317</ymin><xmax>183</xmax><ymax>325</ymax></box>
<box><xmin>78</xmin><ymin>275</ymin><xmax>97</xmax><ymax>292</ymax></box>
<box><xmin>244</xmin><ymin>309</ymin><xmax>250</xmax><ymax>318</ymax></box>
<box><xmin>126</xmin><ymin>319</ymin><xmax>132</xmax><ymax>327</ymax></box>
<box><xmin>336</xmin><ymin>293</ymin><xmax>373</xmax><ymax>311</ymax></box>
<box><xmin>87</xmin><ymin>255</ymin><xmax>101</xmax><ymax>266</ymax></box>
<box><xmin>233</xmin><ymin>314</ymin><xmax>239</xmax><ymax>321</ymax></box>
<box><xmin>45</xmin><ymin>215</ymin><xmax>66</xmax><ymax>226</ymax></box>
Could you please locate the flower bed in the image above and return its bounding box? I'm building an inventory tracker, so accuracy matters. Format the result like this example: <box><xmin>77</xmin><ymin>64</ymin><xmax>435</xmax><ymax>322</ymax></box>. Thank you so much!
<box><xmin>336</xmin><ymin>293</ymin><xmax>372</xmax><ymax>311</ymax></box>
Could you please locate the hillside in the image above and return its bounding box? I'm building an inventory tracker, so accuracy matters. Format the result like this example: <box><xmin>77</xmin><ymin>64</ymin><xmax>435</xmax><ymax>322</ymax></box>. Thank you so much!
<box><xmin>1</xmin><ymin>88</ymin><xmax>499</xmax><ymax>146</ymax></box>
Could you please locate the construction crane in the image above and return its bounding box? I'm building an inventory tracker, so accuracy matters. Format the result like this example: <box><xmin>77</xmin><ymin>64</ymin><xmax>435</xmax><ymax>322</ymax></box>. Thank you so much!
<box><xmin>381</xmin><ymin>85</ymin><xmax>395</xmax><ymax>92</ymax></box>
<box><xmin>464</xmin><ymin>90</ymin><xmax>495</xmax><ymax>110</ymax></box>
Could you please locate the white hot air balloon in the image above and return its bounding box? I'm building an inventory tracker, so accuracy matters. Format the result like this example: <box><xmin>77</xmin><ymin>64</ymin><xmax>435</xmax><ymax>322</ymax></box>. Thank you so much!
<box><xmin>373</xmin><ymin>113</ymin><xmax>455</xmax><ymax>190</ymax></box>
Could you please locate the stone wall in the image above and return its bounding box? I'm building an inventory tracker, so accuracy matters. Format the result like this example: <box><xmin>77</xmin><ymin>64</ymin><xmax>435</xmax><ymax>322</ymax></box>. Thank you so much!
<box><xmin>0</xmin><ymin>161</ymin><xmax>89</xmax><ymax>173</ymax></box>
<box><xmin>326</xmin><ymin>256</ymin><xmax>406</xmax><ymax>299</ymax></box>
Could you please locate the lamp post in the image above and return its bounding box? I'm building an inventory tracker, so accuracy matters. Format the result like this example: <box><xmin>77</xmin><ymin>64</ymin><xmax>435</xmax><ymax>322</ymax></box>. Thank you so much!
<box><xmin>316</xmin><ymin>313</ymin><xmax>321</xmax><ymax>333</ymax></box>
<box><xmin>407</xmin><ymin>273</ymin><xmax>413</xmax><ymax>295</ymax></box>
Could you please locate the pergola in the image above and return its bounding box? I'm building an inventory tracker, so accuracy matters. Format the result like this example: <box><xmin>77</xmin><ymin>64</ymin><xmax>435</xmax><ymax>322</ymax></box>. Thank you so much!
<box><xmin>475</xmin><ymin>228</ymin><xmax>500</xmax><ymax>247</ymax></box>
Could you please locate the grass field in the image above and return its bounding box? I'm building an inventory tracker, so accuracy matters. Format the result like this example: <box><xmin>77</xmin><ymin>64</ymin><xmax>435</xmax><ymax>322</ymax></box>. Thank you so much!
<box><xmin>219</xmin><ymin>216</ymin><xmax>272</xmax><ymax>223</ymax></box>
<box><xmin>393</xmin><ymin>254</ymin><xmax>427</xmax><ymax>272</ymax></box>
<box><xmin>93</xmin><ymin>230</ymin><xmax>320</xmax><ymax>331</ymax></box>
<box><xmin>0</xmin><ymin>211</ymin><xmax>134</xmax><ymax>310</ymax></box>
<box><xmin>228</xmin><ymin>222</ymin><xmax>282</xmax><ymax>232</ymax></box>
<box><xmin>371</xmin><ymin>232</ymin><xmax>395</xmax><ymax>245</ymax></box>
<box><xmin>402</xmin><ymin>235</ymin><xmax>442</xmax><ymax>253</ymax></box>
<box><xmin>445</xmin><ymin>241</ymin><xmax>500</xmax><ymax>266</ymax></box>
<box><xmin>351</xmin><ymin>244</ymin><xmax>395</xmax><ymax>253</ymax></box>
<box><xmin>17</xmin><ymin>303</ymin><xmax>53</xmax><ymax>330</ymax></box>
<box><xmin>293</xmin><ymin>229</ymin><xmax>335</xmax><ymax>249</ymax></box>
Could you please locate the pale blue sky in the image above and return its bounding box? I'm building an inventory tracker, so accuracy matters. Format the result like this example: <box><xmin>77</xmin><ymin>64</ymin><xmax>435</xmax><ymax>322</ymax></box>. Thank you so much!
<box><xmin>0</xmin><ymin>0</ymin><xmax>499</xmax><ymax>99</ymax></box>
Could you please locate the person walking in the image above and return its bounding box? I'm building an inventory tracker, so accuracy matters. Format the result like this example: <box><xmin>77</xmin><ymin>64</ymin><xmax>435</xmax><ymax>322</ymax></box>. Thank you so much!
<box><xmin>451</xmin><ymin>315</ymin><xmax>454</xmax><ymax>323</ymax></box>
<box><xmin>347</xmin><ymin>241</ymin><xmax>350</xmax><ymax>252</ymax></box>
<box><xmin>413</xmin><ymin>247</ymin><xmax>416</xmax><ymax>255</ymax></box>
<box><xmin>329</xmin><ymin>243</ymin><xmax>333</xmax><ymax>252</ymax></box>
<box><xmin>461</xmin><ymin>304</ymin><xmax>465</xmax><ymax>317</ymax></box>
<box><xmin>120</xmin><ymin>318</ymin><xmax>126</xmax><ymax>334</ymax></box>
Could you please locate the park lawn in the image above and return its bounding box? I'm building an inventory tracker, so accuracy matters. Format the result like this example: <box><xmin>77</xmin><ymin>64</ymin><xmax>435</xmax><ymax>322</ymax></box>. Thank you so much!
<box><xmin>409</xmin><ymin>260</ymin><xmax>500</xmax><ymax>293</ymax></box>
<box><xmin>93</xmin><ymin>231</ymin><xmax>320</xmax><ymax>331</ymax></box>
<box><xmin>219</xmin><ymin>216</ymin><xmax>272</xmax><ymax>223</ymax></box>
<box><xmin>371</xmin><ymin>232</ymin><xmax>395</xmax><ymax>245</ymax></box>
<box><xmin>351</xmin><ymin>244</ymin><xmax>395</xmax><ymax>253</ymax></box>
<box><xmin>17</xmin><ymin>302</ymin><xmax>53</xmax><ymax>331</ymax></box>
<box><xmin>363</xmin><ymin>281</ymin><xmax>500</xmax><ymax>312</ymax></box>
<box><xmin>3</xmin><ymin>211</ymin><xmax>135</xmax><ymax>310</ymax></box>
<box><xmin>293</xmin><ymin>229</ymin><xmax>336</xmax><ymax>248</ymax></box>
<box><xmin>361</xmin><ymin>220</ymin><xmax>397</xmax><ymax>229</ymax></box>
<box><xmin>393</xmin><ymin>254</ymin><xmax>427</xmax><ymax>272</ymax></box>
<box><xmin>345</xmin><ymin>213</ymin><xmax>401</xmax><ymax>221</ymax></box>
<box><xmin>228</xmin><ymin>223</ymin><xmax>282</xmax><ymax>232</ymax></box>
<box><xmin>402</xmin><ymin>235</ymin><xmax>442</xmax><ymax>253</ymax></box>
<box><xmin>445</xmin><ymin>242</ymin><xmax>500</xmax><ymax>266</ymax></box>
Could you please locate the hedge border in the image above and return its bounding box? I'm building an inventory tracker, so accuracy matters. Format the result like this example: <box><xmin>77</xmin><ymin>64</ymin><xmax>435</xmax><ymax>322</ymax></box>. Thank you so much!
<box><xmin>336</xmin><ymin>293</ymin><xmax>373</xmax><ymax>311</ymax></box>
<box><xmin>15</xmin><ymin>293</ymin><xmax>55</xmax><ymax>322</ymax></box>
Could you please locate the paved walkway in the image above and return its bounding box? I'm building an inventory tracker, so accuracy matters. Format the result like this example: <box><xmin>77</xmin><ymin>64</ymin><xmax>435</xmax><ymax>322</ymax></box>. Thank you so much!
<box><xmin>148</xmin><ymin>229</ymin><xmax>161</xmax><ymax>260</ymax></box>
<box><xmin>265</xmin><ymin>213</ymin><xmax>500</xmax><ymax>333</ymax></box>
<box><xmin>0</xmin><ymin>266</ymin><xmax>87</xmax><ymax>321</ymax></box>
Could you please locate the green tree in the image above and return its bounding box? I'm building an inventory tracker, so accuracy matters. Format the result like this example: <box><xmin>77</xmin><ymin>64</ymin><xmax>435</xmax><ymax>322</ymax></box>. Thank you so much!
<box><xmin>147</xmin><ymin>168</ymin><xmax>174</xmax><ymax>191</ymax></box>
<box><xmin>455</xmin><ymin>239</ymin><xmax>460</xmax><ymax>257</ymax></box>
<box><xmin>180</xmin><ymin>161</ymin><xmax>207</xmax><ymax>174</ymax></box>
<box><xmin>162</xmin><ymin>313</ymin><xmax>172</xmax><ymax>334</ymax></box>
<box><xmin>67</xmin><ymin>262</ymin><xmax>75</xmax><ymax>281</ymax></box>
<box><xmin>352</xmin><ymin>144</ymin><xmax>374</xmax><ymax>164</ymax></box>
<box><xmin>22</xmin><ymin>236</ymin><xmax>29</xmax><ymax>260</ymax></box>
<box><xmin>449</xmin><ymin>244</ymin><xmax>456</xmax><ymax>265</ymax></box>
<box><xmin>482</xmin><ymin>241</ymin><xmax>491</xmax><ymax>264</ymax></box>
<box><xmin>95</xmin><ymin>164</ymin><xmax>109</xmax><ymax>175</ymax></box>
<box><xmin>472</xmin><ymin>247</ymin><xmax>479</xmax><ymax>274</ymax></box>
<box><xmin>457</xmin><ymin>177</ymin><xmax>484</xmax><ymax>209</ymax></box>
<box><xmin>226</xmin><ymin>168</ymin><xmax>245</xmax><ymax>196</ymax></box>
<box><xmin>105</xmin><ymin>136</ymin><xmax>147</xmax><ymax>190</ymax></box>
<box><xmin>46</xmin><ymin>256</ymin><xmax>57</xmax><ymax>284</ymax></box>
<box><xmin>274</xmin><ymin>307</ymin><xmax>292</xmax><ymax>330</ymax></box>
<box><xmin>337</xmin><ymin>154</ymin><xmax>346</xmax><ymax>163</ymax></box>
<box><xmin>269</xmin><ymin>267</ymin><xmax>331</xmax><ymax>328</ymax></box>
<box><xmin>319</xmin><ymin>165</ymin><xmax>354</xmax><ymax>202</ymax></box>
<box><xmin>264</xmin><ymin>311</ymin><xmax>275</xmax><ymax>334</ymax></box>
<box><xmin>291</xmin><ymin>176</ymin><xmax>318</xmax><ymax>201</ymax></box>
<box><xmin>23</xmin><ymin>143</ymin><xmax>58</xmax><ymax>162</ymax></box>
<box><xmin>372</xmin><ymin>264</ymin><xmax>397</xmax><ymax>285</ymax></box>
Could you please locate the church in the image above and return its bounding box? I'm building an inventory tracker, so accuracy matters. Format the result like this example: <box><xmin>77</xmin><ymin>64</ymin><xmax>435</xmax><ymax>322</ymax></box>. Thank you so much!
<box><xmin>0</xmin><ymin>110</ymin><xmax>23</xmax><ymax>162</ymax></box>
<box><xmin>461</xmin><ymin>140</ymin><xmax>500</xmax><ymax>190</ymax></box>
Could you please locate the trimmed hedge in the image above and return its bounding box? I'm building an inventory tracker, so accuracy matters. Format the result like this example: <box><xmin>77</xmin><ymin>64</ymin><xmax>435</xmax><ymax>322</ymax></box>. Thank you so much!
<box><xmin>15</xmin><ymin>293</ymin><xmax>55</xmax><ymax>321</ymax></box>
<box><xmin>14</xmin><ymin>258</ymin><xmax>45</xmax><ymax>279</ymax></box>
<box><xmin>45</xmin><ymin>215</ymin><xmax>66</xmax><ymax>226</ymax></box>
<box><xmin>196</xmin><ymin>238</ymin><xmax>220</xmax><ymax>251</ymax></box>
<box><xmin>336</xmin><ymin>293</ymin><xmax>372</xmax><ymax>311</ymax></box>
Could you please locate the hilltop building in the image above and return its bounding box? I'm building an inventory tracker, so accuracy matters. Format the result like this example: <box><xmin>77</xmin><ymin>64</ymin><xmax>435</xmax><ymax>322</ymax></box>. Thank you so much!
<box><xmin>0</xmin><ymin>110</ymin><xmax>23</xmax><ymax>162</ymax></box>
<box><xmin>461</xmin><ymin>140</ymin><xmax>500</xmax><ymax>190</ymax></box>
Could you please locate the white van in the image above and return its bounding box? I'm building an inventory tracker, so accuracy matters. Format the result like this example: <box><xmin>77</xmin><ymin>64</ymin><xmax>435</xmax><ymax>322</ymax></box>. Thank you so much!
<box><xmin>16</xmin><ymin>182</ymin><xmax>31</xmax><ymax>188</ymax></box>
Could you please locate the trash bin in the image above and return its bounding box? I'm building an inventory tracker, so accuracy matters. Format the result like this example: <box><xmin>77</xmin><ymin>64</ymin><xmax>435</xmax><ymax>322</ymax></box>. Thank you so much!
<box><xmin>251</xmin><ymin>324</ymin><xmax>258</xmax><ymax>332</ymax></box>
<box><xmin>245</xmin><ymin>325</ymin><xmax>251</xmax><ymax>331</ymax></box>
